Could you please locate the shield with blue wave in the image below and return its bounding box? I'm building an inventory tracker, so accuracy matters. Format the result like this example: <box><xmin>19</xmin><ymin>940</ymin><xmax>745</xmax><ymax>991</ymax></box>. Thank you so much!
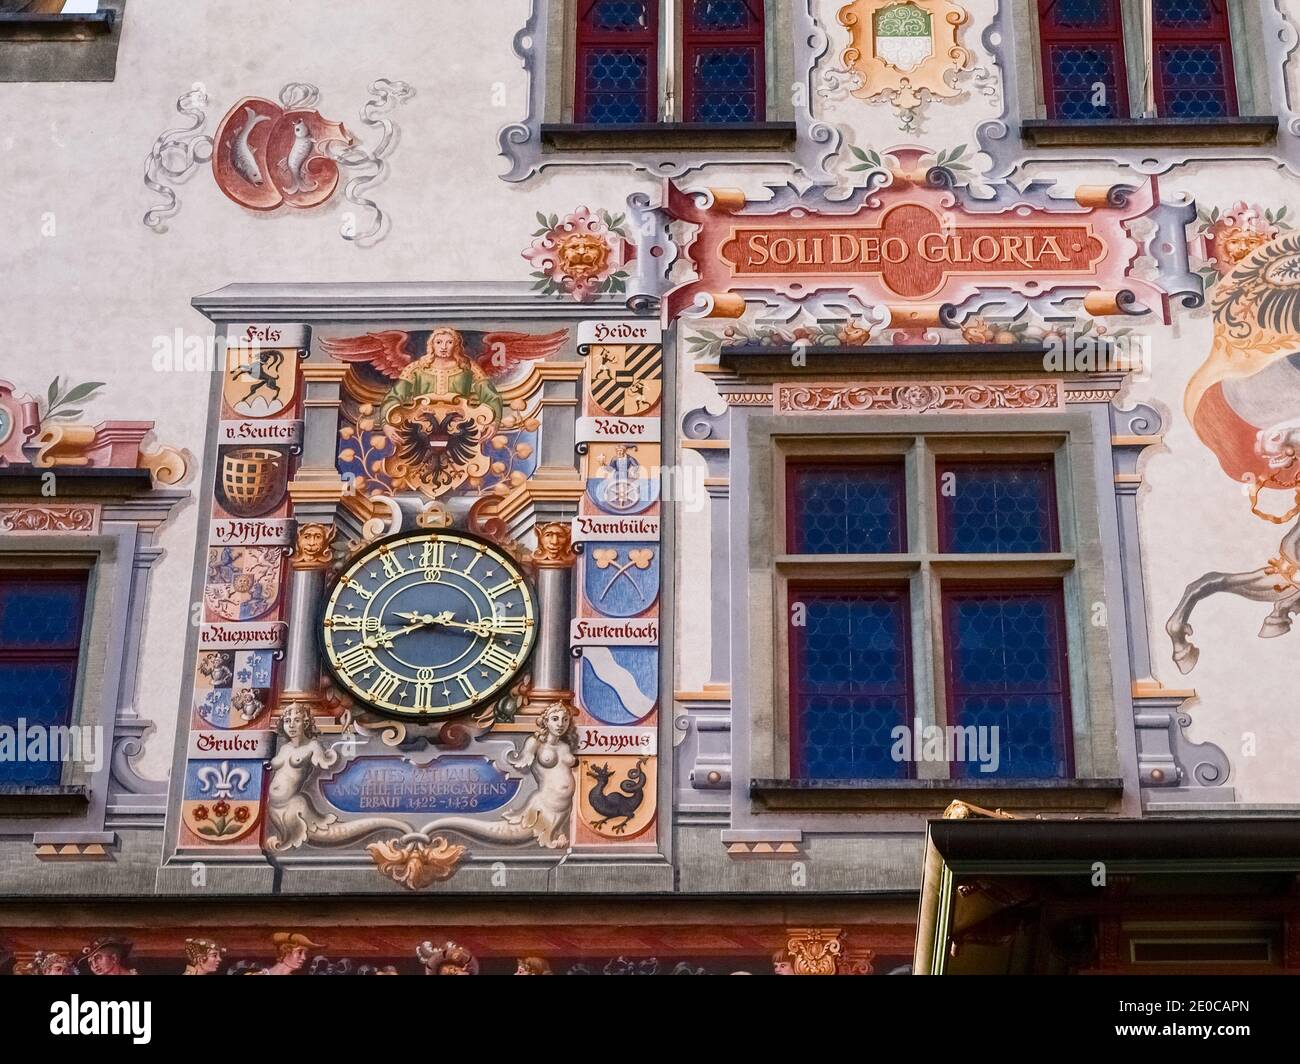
<box><xmin>578</xmin><ymin>646</ymin><xmax>659</xmax><ymax>725</ymax></box>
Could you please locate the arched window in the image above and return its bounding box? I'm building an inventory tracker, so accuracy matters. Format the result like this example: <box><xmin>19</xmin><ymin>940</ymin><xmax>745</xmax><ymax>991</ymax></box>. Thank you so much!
<box><xmin>575</xmin><ymin>1</ymin><xmax>660</xmax><ymax>125</ymax></box>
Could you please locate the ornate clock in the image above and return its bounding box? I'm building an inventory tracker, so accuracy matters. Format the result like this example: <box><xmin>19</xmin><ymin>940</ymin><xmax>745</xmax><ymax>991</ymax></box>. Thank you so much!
<box><xmin>321</xmin><ymin>531</ymin><xmax>537</xmax><ymax>719</ymax></box>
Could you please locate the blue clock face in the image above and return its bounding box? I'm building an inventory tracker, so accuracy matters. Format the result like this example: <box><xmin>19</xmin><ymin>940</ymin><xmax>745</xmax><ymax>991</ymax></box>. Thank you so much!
<box><xmin>321</xmin><ymin>532</ymin><xmax>537</xmax><ymax>718</ymax></box>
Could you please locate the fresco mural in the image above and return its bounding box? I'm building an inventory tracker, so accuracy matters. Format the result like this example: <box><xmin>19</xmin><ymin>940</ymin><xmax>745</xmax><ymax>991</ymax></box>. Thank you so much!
<box><xmin>6</xmin><ymin>0</ymin><xmax>1300</xmax><ymax>990</ymax></box>
<box><xmin>1169</xmin><ymin>234</ymin><xmax>1300</xmax><ymax>672</ymax></box>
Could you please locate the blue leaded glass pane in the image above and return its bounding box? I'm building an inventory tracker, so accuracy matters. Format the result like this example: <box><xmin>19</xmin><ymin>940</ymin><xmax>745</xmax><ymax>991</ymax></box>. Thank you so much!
<box><xmin>788</xmin><ymin>463</ymin><xmax>906</xmax><ymax>554</ymax></box>
<box><xmin>1046</xmin><ymin>43</ymin><xmax>1123</xmax><ymax>119</ymax></box>
<box><xmin>0</xmin><ymin>578</ymin><xmax>87</xmax><ymax>650</ymax></box>
<box><xmin>945</xmin><ymin>590</ymin><xmax>1070</xmax><ymax>779</ymax></box>
<box><xmin>583</xmin><ymin>50</ymin><xmax>651</xmax><ymax>123</ymax></box>
<box><xmin>0</xmin><ymin>661</ymin><xmax>78</xmax><ymax>785</ymax></box>
<box><xmin>689</xmin><ymin>0</ymin><xmax>758</xmax><ymax>32</ymax></box>
<box><xmin>588</xmin><ymin>0</ymin><xmax>650</xmax><ymax>31</ymax></box>
<box><xmin>1157</xmin><ymin>43</ymin><xmax>1231</xmax><ymax>117</ymax></box>
<box><xmin>690</xmin><ymin>47</ymin><xmax>759</xmax><ymax>122</ymax></box>
<box><xmin>1153</xmin><ymin>0</ymin><xmax>1217</xmax><ymax>30</ymax></box>
<box><xmin>938</xmin><ymin>461</ymin><xmax>1058</xmax><ymax>554</ymax></box>
<box><xmin>1047</xmin><ymin>0</ymin><xmax>1115</xmax><ymax>29</ymax></box>
<box><xmin>792</xmin><ymin>590</ymin><xmax>911</xmax><ymax>780</ymax></box>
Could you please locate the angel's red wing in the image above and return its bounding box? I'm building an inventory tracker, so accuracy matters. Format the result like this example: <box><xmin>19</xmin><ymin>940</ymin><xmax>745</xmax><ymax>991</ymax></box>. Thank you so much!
<box><xmin>476</xmin><ymin>329</ymin><xmax>569</xmax><ymax>380</ymax></box>
<box><xmin>317</xmin><ymin>330</ymin><xmax>415</xmax><ymax>379</ymax></box>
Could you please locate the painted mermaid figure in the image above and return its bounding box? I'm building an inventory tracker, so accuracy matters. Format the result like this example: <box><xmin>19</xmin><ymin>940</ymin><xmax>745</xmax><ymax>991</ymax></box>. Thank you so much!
<box><xmin>265</xmin><ymin>703</ymin><xmax>408</xmax><ymax>851</ymax></box>
<box><xmin>416</xmin><ymin>701</ymin><xmax>578</xmax><ymax>848</ymax></box>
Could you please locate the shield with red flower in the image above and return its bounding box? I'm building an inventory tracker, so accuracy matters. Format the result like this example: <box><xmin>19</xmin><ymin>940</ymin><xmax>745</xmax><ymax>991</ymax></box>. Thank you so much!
<box><xmin>182</xmin><ymin>759</ymin><xmax>263</xmax><ymax>843</ymax></box>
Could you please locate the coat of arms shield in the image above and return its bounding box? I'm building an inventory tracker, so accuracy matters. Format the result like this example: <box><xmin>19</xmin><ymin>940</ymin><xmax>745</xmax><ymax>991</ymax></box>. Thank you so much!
<box><xmin>873</xmin><ymin>2</ymin><xmax>934</xmax><ymax>72</ymax></box>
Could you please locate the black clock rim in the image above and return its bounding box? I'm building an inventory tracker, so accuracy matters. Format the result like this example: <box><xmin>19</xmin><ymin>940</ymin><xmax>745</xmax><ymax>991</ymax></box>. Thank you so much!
<box><xmin>316</xmin><ymin>527</ymin><xmax>540</xmax><ymax>722</ymax></box>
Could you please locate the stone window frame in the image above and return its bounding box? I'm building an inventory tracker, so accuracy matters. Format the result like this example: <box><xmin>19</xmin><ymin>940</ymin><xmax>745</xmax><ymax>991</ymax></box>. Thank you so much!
<box><xmin>501</xmin><ymin>0</ymin><xmax>840</xmax><ymax>182</ymax></box>
<box><xmin>744</xmin><ymin>411</ymin><xmax>1124</xmax><ymax>805</ymax></box>
<box><xmin>1016</xmin><ymin>0</ymin><xmax>1271</xmax><ymax>122</ymax></box>
<box><xmin>0</xmin><ymin>490</ymin><xmax>184</xmax><ymax>845</ymax></box>
<box><xmin>557</xmin><ymin>0</ymin><xmax>785</xmax><ymax>124</ymax></box>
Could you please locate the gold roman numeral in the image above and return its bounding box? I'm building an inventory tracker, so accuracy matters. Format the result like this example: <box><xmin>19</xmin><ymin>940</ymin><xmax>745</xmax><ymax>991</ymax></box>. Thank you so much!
<box><xmin>420</xmin><ymin>540</ymin><xmax>444</xmax><ymax>569</ymax></box>
<box><xmin>478</xmin><ymin>642</ymin><xmax>518</xmax><ymax>675</ymax></box>
<box><xmin>379</xmin><ymin>551</ymin><xmax>405</xmax><ymax>579</ymax></box>
<box><xmin>335</xmin><ymin>644</ymin><xmax>379</xmax><ymax>677</ymax></box>
<box><xmin>366</xmin><ymin>670</ymin><xmax>401</xmax><ymax>704</ymax></box>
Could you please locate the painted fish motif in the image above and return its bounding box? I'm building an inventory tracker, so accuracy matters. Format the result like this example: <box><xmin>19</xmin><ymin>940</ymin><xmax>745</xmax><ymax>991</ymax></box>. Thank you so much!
<box><xmin>280</xmin><ymin>119</ymin><xmax>316</xmax><ymax>193</ymax></box>
<box><xmin>231</xmin><ymin>106</ymin><xmax>269</xmax><ymax>186</ymax></box>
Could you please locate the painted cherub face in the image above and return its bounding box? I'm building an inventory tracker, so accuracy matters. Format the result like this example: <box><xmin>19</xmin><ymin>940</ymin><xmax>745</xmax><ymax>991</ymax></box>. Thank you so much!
<box><xmin>429</xmin><ymin>330</ymin><xmax>457</xmax><ymax>359</ymax></box>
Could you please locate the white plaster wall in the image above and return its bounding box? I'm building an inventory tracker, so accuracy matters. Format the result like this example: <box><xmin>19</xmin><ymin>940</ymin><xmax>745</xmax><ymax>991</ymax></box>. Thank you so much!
<box><xmin>1</xmin><ymin>0</ymin><xmax>1298</xmax><ymax>806</ymax></box>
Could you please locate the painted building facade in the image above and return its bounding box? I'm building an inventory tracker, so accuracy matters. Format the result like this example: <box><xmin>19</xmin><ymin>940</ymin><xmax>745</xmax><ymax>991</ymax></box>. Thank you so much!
<box><xmin>1</xmin><ymin>0</ymin><xmax>1299</xmax><ymax>975</ymax></box>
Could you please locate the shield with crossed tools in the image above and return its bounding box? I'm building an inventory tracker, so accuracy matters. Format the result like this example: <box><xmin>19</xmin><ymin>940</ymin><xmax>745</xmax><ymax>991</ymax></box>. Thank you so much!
<box><xmin>582</xmin><ymin>544</ymin><xmax>660</xmax><ymax>617</ymax></box>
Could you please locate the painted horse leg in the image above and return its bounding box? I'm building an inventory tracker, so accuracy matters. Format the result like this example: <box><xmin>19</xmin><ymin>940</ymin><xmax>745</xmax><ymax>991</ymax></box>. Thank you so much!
<box><xmin>1166</xmin><ymin>568</ymin><xmax>1285</xmax><ymax>674</ymax></box>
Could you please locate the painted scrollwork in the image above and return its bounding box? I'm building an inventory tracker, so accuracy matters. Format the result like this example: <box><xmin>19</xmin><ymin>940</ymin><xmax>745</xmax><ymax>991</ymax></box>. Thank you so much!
<box><xmin>142</xmin><ymin>80</ymin><xmax>413</xmax><ymax>245</ymax></box>
<box><xmin>837</xmin><ymin>1</ymin><xmax>973</xmax><ymax>132</ymax></box>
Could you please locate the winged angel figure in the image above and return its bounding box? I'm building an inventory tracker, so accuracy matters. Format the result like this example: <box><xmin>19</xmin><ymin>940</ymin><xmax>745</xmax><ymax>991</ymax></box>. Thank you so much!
<box><xmin>319</xmin><ymin>327</ymin><xmax>566</xmax><ymax>497</ymax></box>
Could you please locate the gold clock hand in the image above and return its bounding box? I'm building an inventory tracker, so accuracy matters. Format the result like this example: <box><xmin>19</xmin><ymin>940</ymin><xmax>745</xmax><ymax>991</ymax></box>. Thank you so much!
<box><xmin>362</xmin><ymin>620</ymin><xmax>422</xmax><ymax>648</ymax></box>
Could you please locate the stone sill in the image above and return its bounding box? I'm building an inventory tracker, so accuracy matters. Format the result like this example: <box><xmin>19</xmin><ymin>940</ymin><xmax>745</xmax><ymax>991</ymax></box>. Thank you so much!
<box><xmin>0</xmin><ymin>12</ymin><xmax>115</xmax><ymax>39</ymax></box>
<box><xmin>0</xmin><ymin>785</ymin><xmax>90</xmax><ymax>817</ymax></box>
<box><xmin>749</xmin><ymin>777</ymin><xmax>1124</xmax><ymax>813</ymax></box>
<box><xmin>541</xmin><ymin>121</ymin><xmax>796</xmax><ymax>152</ymax></box>
<box><xmin>1021</xmin><ymin>116</ymin><xmax>1278</xmax><ymax>148</ymax></box>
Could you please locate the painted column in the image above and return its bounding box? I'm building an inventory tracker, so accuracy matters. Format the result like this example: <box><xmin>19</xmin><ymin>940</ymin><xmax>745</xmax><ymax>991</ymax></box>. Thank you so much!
<box><xmin>526</xmin><ymin>520</ymin><xmax>577</xmax><ymax>708</ymax></box>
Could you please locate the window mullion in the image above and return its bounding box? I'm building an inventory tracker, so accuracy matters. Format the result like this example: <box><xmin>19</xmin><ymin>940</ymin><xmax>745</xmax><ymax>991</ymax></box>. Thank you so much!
<box><xmin>915</xmin><ymin>558</ymin><xmax>947</xmax><ymax>781</ymax></box>
<box><xmin>661</xmin><ymin>0</ymin><xmax>676</xmax><ymax>122</ymax></box>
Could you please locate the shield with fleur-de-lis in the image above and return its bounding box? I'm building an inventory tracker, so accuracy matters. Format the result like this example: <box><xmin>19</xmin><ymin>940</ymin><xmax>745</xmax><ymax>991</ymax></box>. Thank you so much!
<box><xmin>582</xmin><ymin>543</ymin><xmax>660</xmax><ymax>617</ymax></box>
<box><xmin>182</xmin><ymin>759</ymin><xmax>264</xmax><ymax>843</ymax></box>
